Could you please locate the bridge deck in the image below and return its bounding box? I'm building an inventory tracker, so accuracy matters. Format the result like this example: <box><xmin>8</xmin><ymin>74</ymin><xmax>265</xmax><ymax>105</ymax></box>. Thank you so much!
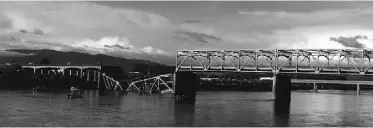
<box><xmin>291</xmin><ymin>79</ymin><xmax>373</xmax><ymax>85</ymax></box>
<box><xmin>21</xmin><ymin>65</ymin><xmax>101</xmax><ymax>70</ymax></box>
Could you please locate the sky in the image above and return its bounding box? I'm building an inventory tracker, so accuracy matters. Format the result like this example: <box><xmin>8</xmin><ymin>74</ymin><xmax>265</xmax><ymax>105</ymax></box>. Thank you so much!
<box><xmin>1</xmin><ymin>1</ymin><xmax>373</xmax><ymax>65</ymax></box>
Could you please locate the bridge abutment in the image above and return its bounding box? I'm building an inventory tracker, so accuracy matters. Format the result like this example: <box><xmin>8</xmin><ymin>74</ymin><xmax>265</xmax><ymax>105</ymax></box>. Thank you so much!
<box><xmin>272</xmin><ymin>74</ymin><xmax>291</xmax><ymax>102</ymax></box>
<box><xmin>174</xmin><ymin>72</ymin><xmax>198</xmax><ymax>104</ymax></box>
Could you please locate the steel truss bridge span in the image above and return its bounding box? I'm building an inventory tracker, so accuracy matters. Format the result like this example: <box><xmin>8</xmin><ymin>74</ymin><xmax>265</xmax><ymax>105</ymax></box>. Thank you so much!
<box><xmin>176</xmin><ymin>49</ymin><xmax>373</xmax><ymax>75</ymax></box>
<box><xmin>21</xmin><ymin>65</ymin><xmax>123</xmax><ymax>91</ymax></box>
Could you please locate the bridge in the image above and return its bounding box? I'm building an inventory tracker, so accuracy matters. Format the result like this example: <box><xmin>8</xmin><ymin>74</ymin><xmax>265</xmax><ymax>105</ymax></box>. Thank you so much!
<box><xmin>173</xmin><ymin>49</ymin><xmax>373</xmax><ymax>104</ymax></box>
<box><xmin>21</xmin><ymin>64</ymin><xmax>122</xmax><ymax>91</ymax></box>
<box><xmin>176</xmin><ymin>49</ymin><xmax>373</xmax><ymax>75</ymax></box>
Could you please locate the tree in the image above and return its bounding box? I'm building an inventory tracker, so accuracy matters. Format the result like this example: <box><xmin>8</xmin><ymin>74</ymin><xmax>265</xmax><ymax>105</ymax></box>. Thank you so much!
<box><xmin>39</xmin><ymin>58</ymin><xmax>51</xmax><ymax>64</ymax></box>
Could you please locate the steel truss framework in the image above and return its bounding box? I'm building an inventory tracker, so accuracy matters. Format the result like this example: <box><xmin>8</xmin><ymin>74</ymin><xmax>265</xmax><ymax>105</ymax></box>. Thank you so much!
<box><xmin>102</xmin><ymin>73</ymin><xmax>123</xmax><ymax>91</ymax></box>
<box><xmin>22</xmin><ymin>65</ymin><xmax>122</xmax><ymax>91</ymax></box>
<box><xmin>176</xmin><ymin>49</ymin><xmax>373</xmax><ymax>75</ymax></box>
<box><xmin>126</xmin><ymin>74</ymin><xmax>174</xmax><ymax>93</ymax></box>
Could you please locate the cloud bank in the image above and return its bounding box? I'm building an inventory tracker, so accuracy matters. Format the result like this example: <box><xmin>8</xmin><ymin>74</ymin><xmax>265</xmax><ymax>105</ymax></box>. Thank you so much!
<box><xmin>0</xmin><ymin>2</ymin><xmax>220</xmax><ymax>64</ymax></box>
<box><xmin>1</xmin><ymin>2</ymin><xmax>373</xmax><ymax>65</ymax></box>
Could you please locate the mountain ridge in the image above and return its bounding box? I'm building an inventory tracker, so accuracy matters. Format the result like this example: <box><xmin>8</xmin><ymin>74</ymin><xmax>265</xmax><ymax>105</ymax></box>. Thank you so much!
<box><xmin>0</xmin><ymin>49</ymin><xmax>175</xmax><ymax>73</ymax></box>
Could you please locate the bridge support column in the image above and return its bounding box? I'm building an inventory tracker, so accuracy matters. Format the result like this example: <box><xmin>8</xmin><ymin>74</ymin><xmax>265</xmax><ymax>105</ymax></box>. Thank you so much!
<box><xmin>93</xmin><ymin>71</ymin><xmax>96</xmax><ymax>82</ymax></box>
<box><xmin>69</xmin><ymin>70</ymin><xmax>72</xmax><ymax>76</ymax></box>
<box><xmin>97</xmin><ymin>72</ymin><xmax>101</xmax><ymax>89</ymax></box>
<box><xmin>357</xmin><ymin>84</ymin><xmax>360</xmax><ymax>95</ymax></box>
<box><xmin>313</xmin><ymin>83</ymin><xmax>318</xmax><ymax>93</ymax></box>
<box><xmin>273</xmin><ymin>97</ymin><xmax>290</xmax><ymax>127</ymax></box>
<box><xmin>87</xmin><ymin>70</ymin><xmax>90</xmax><ymax>81</ymax></box>
<box><xmin>80</xmin><ymin>69</ymin><xmax>83</xmax><ymax>79</ymax></box>
<box><xmin>272</xmin><ymin>74</ymin><xmax>291</xmax><ymax>102</ymax></box>
<box><xmin>174</xmin><ymin>72</ymin><xmax>198</xmax><ymax>104</ymax></box>
<box><xmin>33</xmin><ymin>68</ymin><xmax>36</xmax><ymax>74</ymax></box>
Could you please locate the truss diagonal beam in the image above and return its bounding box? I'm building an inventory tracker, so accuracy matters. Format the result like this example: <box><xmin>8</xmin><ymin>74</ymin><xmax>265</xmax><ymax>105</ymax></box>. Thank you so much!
<box><xmin>126</xmin><ymin>74</ymin><xmax>174</xmax><ymax>93</ymax></box>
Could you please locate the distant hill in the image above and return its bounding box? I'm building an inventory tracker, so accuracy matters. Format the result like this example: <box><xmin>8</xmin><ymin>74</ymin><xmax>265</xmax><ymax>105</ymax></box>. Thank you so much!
<box><xmin>0</xmin><ymin>49</ymin><xmax>175</xmax><ymax>74</ymax></box>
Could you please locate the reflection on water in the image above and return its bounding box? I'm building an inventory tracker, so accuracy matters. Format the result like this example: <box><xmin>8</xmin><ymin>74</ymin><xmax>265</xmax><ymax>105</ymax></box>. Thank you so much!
<box><xmin>174</xmin><ymin>104</ymin><xmax>195</xmax><ymax>126</ymax></box>
<box><xmin>273</xmin><ymin>100</ymin><xmax>290</xmax><ymax>127</ymax></box>
<box><xmin>1</xmin><ymin>90</ymin><xmax>373</xmax><ymax>126</ymax></box>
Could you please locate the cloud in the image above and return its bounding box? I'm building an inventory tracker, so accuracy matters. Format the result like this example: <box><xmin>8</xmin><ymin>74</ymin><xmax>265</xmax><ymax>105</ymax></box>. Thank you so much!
<box><xmin>141</xmin><ymin>46</ymin><xmax>168</xmax><ymax>55</ymax></box>
<box><xmin>173</xmin><ymin>31</ymin><xmax>221</xmax><ymax>44</ymax></box>
<box><xmin>72</xmin><ymin>36</ymin><xmax>134</xmax><ymax>52</ymax></box>
<box><xmin>330</xmin><ymin>35</ymin><xmax>368</xmax><ymax>48</ymax></box>
<box><xmin>236</xmin><ymin>8</ymin><xmax>373</xmax><ymax>50</ymax></box>
<box><xmin>238</xmin><ymin>8</ymin><xmax>368</xmax><ymax>20</ymax></box>
<box><xmin>0</xmin><ymin>2</ymin><xmax>175</xmax><ymax>38</ymax></box>
<box><xmin>0</xmin><ymin>2</ymin><xmax>184</xmax><ymax>63</ymax></box>
<box><xmin>33</xmin><ymin>28</ymin><xmax>44</xmax><ymax>35</ymax></box>
<box><xmin>183</xmin><ymin>20</ymin><xmax>204</xmax><ymax>23</ymax></box>
<box><xmin>3</xmin><ymin>2</ymin><xmax>373</xmax><ymax>65</ymax></box>
<box><xmin>236</xmin><ymin>8</ymin><xmax>373</xmax><ymax>34</ymax></box>
<box><xmin>72</xmin><ymin>36</ymin><xmax>169</xmax><ymax>56</ymax></box>
<box><xmin>251</xmin><ymin>25</ymin><xmax>373</xmax><ymax>49</ymax></box>
<box><xmin>0</xmin><ymin>2</ymin><xmax>233</xmax><ymax>63</ymax></box>
<box><xmin>1</xmin><ymin>36</ymin><xmax>77</xmax><ymax>52</ymax></box>
<box><xmin>18</xmin><ymin>28</ymin><xmax>44</xmax><ymax>35</ymax></box>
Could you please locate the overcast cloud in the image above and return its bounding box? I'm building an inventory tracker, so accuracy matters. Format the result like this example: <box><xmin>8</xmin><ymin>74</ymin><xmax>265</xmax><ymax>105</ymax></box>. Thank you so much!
<box><xmin>2</xmin><ymin>2</ymin><xmax>373</xmax><ymax>64</ymax></box>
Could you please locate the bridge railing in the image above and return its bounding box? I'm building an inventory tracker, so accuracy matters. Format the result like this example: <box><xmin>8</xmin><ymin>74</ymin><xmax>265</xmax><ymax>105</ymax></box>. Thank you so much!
<box><xmin>176</xmin><ymin>49</ymin><xmax>373</xmax><ymax>75</ymax></box>
<box><xmin>21</xmin><ymin>65</ymin><xmax>101</xmax><ymax>70</ymax></box>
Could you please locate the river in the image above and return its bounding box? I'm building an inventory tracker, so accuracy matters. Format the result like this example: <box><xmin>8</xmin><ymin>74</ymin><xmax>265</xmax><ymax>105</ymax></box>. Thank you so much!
<box><xmin>1</xmin><ymin>89</ymin><xmax>373</xmax><ymax>127</ymax></box>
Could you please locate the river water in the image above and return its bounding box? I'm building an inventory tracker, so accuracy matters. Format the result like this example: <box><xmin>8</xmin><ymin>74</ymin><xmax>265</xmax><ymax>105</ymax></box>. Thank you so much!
<box><xmin>1</xmin><ymin>89</ymin><xmax>373</xmax><ymax>127</ymax></box>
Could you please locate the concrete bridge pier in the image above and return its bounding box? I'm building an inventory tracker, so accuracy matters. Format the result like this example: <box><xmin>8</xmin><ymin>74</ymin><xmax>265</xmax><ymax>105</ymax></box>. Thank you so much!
<box><xmin>97</xmin><ymin>72</ymin><xmax>101</xmax><ymax>89</ymax></box>
<box><xmin>272</xmin><ymin>73</ymin><xmax>291</xmax><ymax>126</ymax></box>
<box><xmin>93</xmin><ymin>70</ymin><xmax>97</xmax><ymax>82</ymax></box>
<box><xmin>313</xmin><ymin>83</ymin><xmax>318</xmax><ymax>93</ymax></box>
<box><xmin>357</xmin><ymin>84</ymin><xmax>360</xmax><ymax>95</ymax></box>
<box><xmin>87</xmin><ymin>70</ymin><xmax>90</xmax><ymax>81</ymax></box>
<box><xmin>272</xmin><ymin>74</ymin><xmax>291</xmax><ymax>102</ymax></box>
<box><xmin>80</xmin><ymin>69</ymin><xmax>83</xmax><ymax>79</ymax></box>
<box><xmin>273</xmin><ymin>98</ymin><xmax>290</xmax><ymax>126</ymax></box>
<box><xmin>174</xmin><ymin>72</ymin><xmax>198</xmax><ymax>104</ymax></box>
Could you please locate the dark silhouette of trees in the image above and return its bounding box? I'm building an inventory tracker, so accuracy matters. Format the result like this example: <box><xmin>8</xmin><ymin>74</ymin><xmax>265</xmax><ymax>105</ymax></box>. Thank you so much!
<box><xmin>132</xmin><ymin>64</ymin><xmax>174</xmax><ymax>76</ymax></box>
<box><xmin>39</xmin><ymin>58</ymin><xmax>51</xmax><ymax>64</ymax></box>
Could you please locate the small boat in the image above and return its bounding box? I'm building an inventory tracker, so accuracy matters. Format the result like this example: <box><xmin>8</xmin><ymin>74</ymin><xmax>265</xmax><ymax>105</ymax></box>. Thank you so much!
<box><xmin>161</xmin><ymin>88</ymin><xmax>173</xmax><ymax>94</ymax></box>
<box><xmin>32</xmin><ymin>86</ymin><xmax>48</xmax><ymax>93</ymax></box>
<box><xmin>66</xmin><ymin>89</ymin><xmax>84</xmax><ymax>99</ymax></box>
